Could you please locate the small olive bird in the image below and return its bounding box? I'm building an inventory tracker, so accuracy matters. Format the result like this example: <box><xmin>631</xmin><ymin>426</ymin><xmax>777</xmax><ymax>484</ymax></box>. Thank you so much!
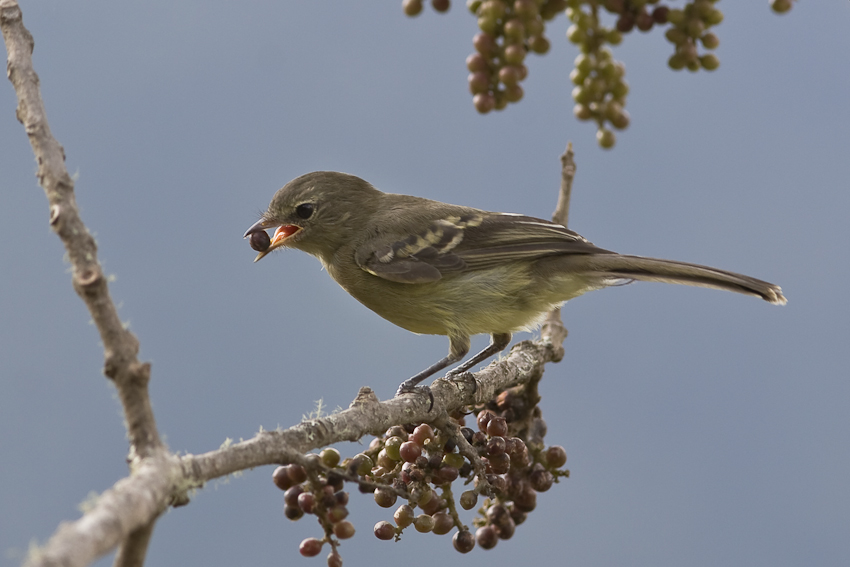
<box><xmin>244</xmin><ymin>171</ymin><xmax>786</xmax><ymax>398</ymax></box>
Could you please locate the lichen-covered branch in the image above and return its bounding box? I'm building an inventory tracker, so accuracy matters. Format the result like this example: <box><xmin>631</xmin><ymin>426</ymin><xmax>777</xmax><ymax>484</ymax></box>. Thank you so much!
<box><xmin>184</xmin><ymin>335</ymin><xmax>563</xmax><ymax>481</ymax></box>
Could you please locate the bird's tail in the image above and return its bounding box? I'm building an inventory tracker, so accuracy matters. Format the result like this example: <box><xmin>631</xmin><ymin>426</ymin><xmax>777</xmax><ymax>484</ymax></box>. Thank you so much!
<box><xmin>579</xmin><ymin>254</ymin><xmax>787</xmax><ymax>305</ymax></box>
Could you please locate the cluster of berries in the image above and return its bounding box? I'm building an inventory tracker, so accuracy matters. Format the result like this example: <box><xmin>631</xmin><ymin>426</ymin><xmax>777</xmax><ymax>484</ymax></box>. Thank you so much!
<box><xmin>272</xmin><ymin>387</ymin><xmax>568</xmax><ymax>563</ymax></box>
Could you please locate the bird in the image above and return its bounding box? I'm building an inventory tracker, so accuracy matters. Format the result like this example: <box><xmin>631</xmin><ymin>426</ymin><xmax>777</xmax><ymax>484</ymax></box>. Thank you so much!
<box><xmin>244</xmin><ymin>171</ymin><xmax>786</xmax><ymax>399</ymax></box>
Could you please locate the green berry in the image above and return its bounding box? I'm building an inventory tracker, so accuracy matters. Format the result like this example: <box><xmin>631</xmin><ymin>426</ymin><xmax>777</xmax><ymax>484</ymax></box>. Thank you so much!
<box><xmin>513</xmin><ymin>0</ymin><xmax>538</xmax><ymax>20</ymax></box>
<box><xmin>770</xmin><ymin>0</ymin><xmax>793</xmax><ymax>13</ymax></box>
<box><xmin>569</xmin><ymin>68</ymin><xmax>586</xmax><ymax>86</ymax></box>
<box><xmin>705</xmin><ymin>9</ymin><xmax>724</xmax><ymax>25</ymax></box>
<box><xmin>384</xmin><ymin>436</ymin><xmax>404</xmax><ymax>461</ymax></box>
<box><xmin>701</xmin><ymin>32</ymin><xmax>719</xmax><ymax>50</ymax></box>
<box><xmin>574</xmin><ymin>53</ymin><xmax>592</xmax><ymax>74</ymax></box>
<box><xmin>666</xmin><ymin>8</ymin><xmax>684</xmax><ymax>25</ymax></box>
<box><xmin>609</xmin><ymin>109</ymin><xmax>629</xmax><ymax>130</ymax></box>
<box><xmin>700</xmin><ymin>53</ymin><xmax>720</xmax><ymax>71</ymax></box>
<box><xmin>351</xmin><ymin>453</ymin><xmax>373</xmax><ymax>476</ymax></box>
<box><xmin>528</xmin><ymin>35</ymin><xmax>550</xmax><ymax>54</ymax></box>
<box><xmin>394</xmin><ymin>504</ymin><xmax>415</xmax><ymax>527</ymax></box>
<box><xmin>480</xmin><ymin>0</ymin><xmax>506</xmax><ymax>19</ymax></box>
<box><xmin>504</xmin><ymin>84</ymin><xmax>523</xmax><ymax>103</ymax></box>
<box><xmin>414</xmin><ymin>514</ymin><xmax>435</xmax><ymax>533</ymax></box>
<box><xmin>478</xmin><ymin>15</ymin><xmax>498</xmax><ymax>35</ymax></box>
<box><xmin>504</xmin><ymin>18</ymin><xmax>525</xmax><ymax>43</ymax></box>
<box><xmin>320</xmin><ymin>448</ymin><xmax>340</xmax><ymax>468</ymax></box>
<box><xmin>686</xmin><ymin>19</ymin><xmax>705</xmax><ymax>39</ymax></box>
<box><xmin>566</xmin><ymin>24</ymin><xmax>586</xmax><ymax>44</ymax></box>
<box><xmin>504</xmin><ymin>44</ymin><xmax>526</xmax><ymax>65</ymax></box>
<box><xmin>597</xmin><ymin>128</ymin><xmax>616</xmax><ymax>149</ymax></box>
<box><xmin>443</xmin><ymin>452</ymin><xmax>466</xmax><ymax>469</ymax></box>
<box><xmin>571</xmin><ymin>86</ymin><xmax>592</xmax><ymax>105</ymax></box>
<box><xmin>611</xmin><ymin>79</ymin><xmax>629</xmax><ymax>99</ymax></box>
<box><xmin>665</xmin><ymin>27</ymin><xmax>687</xmax><ymax>44</ymax></box>
<box><xmin>573</xmin><ymin>104</ymin><xmax>592</xmax><ymax>121</ymax></box>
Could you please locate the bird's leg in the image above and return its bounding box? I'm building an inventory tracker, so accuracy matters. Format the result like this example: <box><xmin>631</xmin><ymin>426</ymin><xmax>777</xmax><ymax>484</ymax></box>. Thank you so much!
<box><xmin>446</xmin><ymin>332</ymin><xmax>512</xmax><ymax>377</ymax></box>
<box><xmin>395</xmin><ymin>335</ymin><xmax>470</xmax><ymax>403</ymax></box>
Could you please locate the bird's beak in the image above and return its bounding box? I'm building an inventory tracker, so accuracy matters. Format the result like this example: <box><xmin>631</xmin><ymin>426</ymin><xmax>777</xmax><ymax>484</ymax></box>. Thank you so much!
<box><xmin>244</xmin><ymin>219</ymin><xmax>302</xmax><ymax>262</ymax></box>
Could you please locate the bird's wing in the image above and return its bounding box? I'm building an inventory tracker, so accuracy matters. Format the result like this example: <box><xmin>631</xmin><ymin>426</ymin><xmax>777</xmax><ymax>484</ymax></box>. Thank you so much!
<box><xmin>454</xmin><ymin>213</ymin><xmax>612</xmax><ymax>270</ymax></box>
<box><xmin>354</xmin><ymin>214</ymin><xmax>476</xmax><ymax>284</ymax></box>
<box><xmin>355</xmin><ymin>212</ymin><xmax>612</xmax><ymax>284</ymax></box>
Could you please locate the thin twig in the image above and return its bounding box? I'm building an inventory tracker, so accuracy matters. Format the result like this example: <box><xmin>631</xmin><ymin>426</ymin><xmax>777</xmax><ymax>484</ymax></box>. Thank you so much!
<box><xmin>553</xmin><ymin>141</ymin><xmax>575</xmax><ymax>229</ymax></box>
<box><xmin>3</xmin><ymin>2</ymin><xmax>166</xmax><ymax>566</ymax></box>
<box><xmin>0</xmin><ymin>0</ymin><xmax>161</xmax><ymax>458</ymax></box>
<box><xmin>541</xmin><ymin>142</ymin><xmax>575</xmax><ymax>354</ymax></box>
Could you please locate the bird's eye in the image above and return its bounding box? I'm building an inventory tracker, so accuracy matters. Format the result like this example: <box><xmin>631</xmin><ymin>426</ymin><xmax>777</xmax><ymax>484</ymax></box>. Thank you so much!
<box><xmin>295</xmin><ymin>203</ymin><xmax>314</xmax><ymax>219</ymax></box>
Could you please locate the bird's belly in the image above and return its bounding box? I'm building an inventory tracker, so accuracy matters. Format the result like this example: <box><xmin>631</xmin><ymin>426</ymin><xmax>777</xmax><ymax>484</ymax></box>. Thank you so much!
<box><xmin>338</xmin><ymin>265</ymin><xmax>571</xmax><ymax>337</ymax></box>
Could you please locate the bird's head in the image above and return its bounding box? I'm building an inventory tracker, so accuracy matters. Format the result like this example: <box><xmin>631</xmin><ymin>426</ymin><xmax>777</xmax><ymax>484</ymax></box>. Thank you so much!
<box><xmin>244</xmin><ymin>171</ymin><xmax>382</xmax><ymax>263</ymax></box>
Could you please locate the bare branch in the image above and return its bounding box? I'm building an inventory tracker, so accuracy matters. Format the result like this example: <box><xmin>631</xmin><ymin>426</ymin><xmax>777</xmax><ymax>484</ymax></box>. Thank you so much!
<box><xmin>112</xmin><ymin>520</ymin><xmax>158</xmax><ymax>567</ymax></box>
<box><xmin>23</xmin><ymin>454</ymin><xmax>179</xmax><ymax>567</ymax></box>
<box><xmin>0</xmin><ymin>0</ymin><xmax>161</xmax><ymax>458</ymax></box>
<box><xmin>542</xmin><ymin>142</ymin><xmax>575</xmax><ymax>356</ymax></box>
<box><xmin>553</xmin><ymin>141</ymin><xmax>575</xmax><ymax>229</ymax></box>
<box><xmin>185</xmin><ymin>335</ymin><xmax>561</xmax><ymax>480</ymax></box>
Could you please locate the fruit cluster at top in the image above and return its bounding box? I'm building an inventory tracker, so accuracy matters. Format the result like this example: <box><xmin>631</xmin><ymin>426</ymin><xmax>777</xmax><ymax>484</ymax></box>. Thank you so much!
<box><xmin>401</xmin><ymin>0</ymin><xmax>796</xmax><ymax>149</ymax></box>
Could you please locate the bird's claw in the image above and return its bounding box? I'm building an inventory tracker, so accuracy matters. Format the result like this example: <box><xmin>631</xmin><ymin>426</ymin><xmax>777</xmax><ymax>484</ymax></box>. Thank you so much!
<box><xmin>446</xmin><ymin>370</ymin><xmax>477</xmax><ymax>395</ymax></box>
<box><xmin>395</xmin><ymin>383</ymin><xmax>434</xmax><ymax>412</ymax></box>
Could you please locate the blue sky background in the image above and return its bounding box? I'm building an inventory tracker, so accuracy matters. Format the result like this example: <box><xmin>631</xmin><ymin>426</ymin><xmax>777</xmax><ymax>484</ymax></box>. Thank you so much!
<box><xmin>1</xmin><ymin>2</ymin><xmax>848</xmax><ymax>566</ymax></box>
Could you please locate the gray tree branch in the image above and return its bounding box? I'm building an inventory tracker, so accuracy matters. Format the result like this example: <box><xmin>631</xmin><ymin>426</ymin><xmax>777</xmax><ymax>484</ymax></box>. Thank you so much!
<box><xmin>0</xmin><ymin>0</ymin><xmax>161</xmax><ymax>459</ymax></box>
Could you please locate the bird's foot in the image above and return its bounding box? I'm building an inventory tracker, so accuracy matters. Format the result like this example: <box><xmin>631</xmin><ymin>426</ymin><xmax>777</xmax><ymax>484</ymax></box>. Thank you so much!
<box><xmin>446</xmin><ymin>369</ymin><xmax>477</xmax><ymax>395</ymax></box>
<box><xmin>395</xmin><ymin>382</ymin><xmax>434</xmax><ymax>412</ymax></box>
